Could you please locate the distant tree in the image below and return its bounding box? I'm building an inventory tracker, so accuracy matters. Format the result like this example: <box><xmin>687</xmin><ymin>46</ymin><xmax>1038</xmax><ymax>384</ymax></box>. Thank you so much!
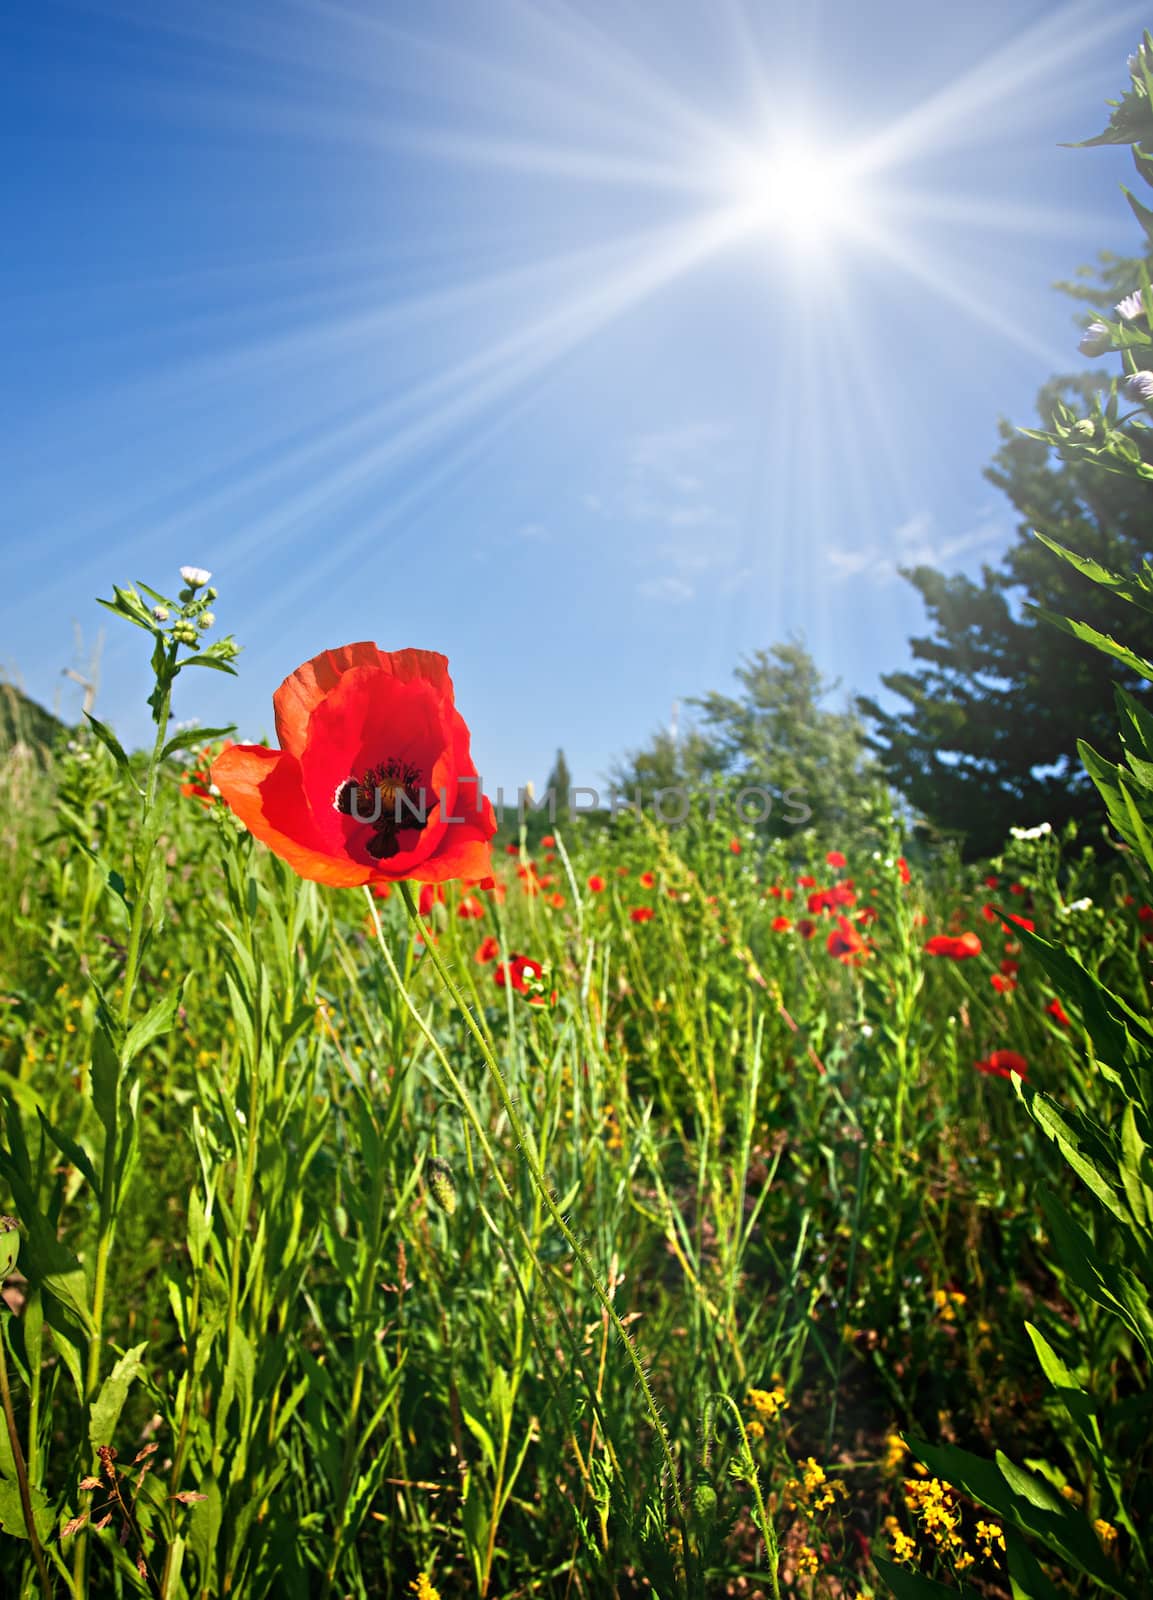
<box><xmin>691</xmin><ymin>640</ymin><xmax>876</xmax><ymax>834</ymax></box>
<box><xmin>545</xmin><ymin>748</ymin><xmax>572</xmax><ymax>822</ymax></box>
<box><xmin>860</xmin><ymin>362</ymin><xmax>1153</xmax><ymax>857</ymax></box>
<box><xmin>613</xmin><ymin>639</ymin><xmax>876</xmax><ymax>836</ymax></box>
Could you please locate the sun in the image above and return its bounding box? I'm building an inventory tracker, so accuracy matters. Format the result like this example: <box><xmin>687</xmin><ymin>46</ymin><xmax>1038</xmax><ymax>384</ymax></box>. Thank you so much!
<box><xmin>722</xmin><ymin>140</ymin><xmax>865</xmax><ymax>253</ymax></box>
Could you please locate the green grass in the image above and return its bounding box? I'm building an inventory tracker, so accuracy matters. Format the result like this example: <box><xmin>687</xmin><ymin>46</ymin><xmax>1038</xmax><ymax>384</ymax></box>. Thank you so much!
<box><xmin>0</xmin><ymin>682</ymin><xmax>1145</xmax><ymax>1599</ymax></box>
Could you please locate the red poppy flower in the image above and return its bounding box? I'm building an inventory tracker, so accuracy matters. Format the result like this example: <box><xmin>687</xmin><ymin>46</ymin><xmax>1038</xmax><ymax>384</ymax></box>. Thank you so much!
<box><xmin>897</xmin><ymin>856</ymin><xmax>911</xmax><ymax>885</ymax></box>
<box><xmin>475</xmin><ymin>935</ymin><xmax>500</xmax><ymax>964</ymax></box>
<box><xmin>505</xmin><ymin>843</ymin><xmax>520</xmax><ymax>856</ymax></box>
<box><xmin>629</xmin><ymin>906</ymin><xmax>654</xmax><ymax>924</ymax></box>
<box><xmin>990</xmin><ymin>973</ymin><xmax>1016</xmax><ymax>994</ymax></box>
<box><xmin>640</xmin><ymin>871</ymin><xmax>655</xmax><ymax>888</ymax></box>
<box><xmin>984</xmin><ymin>875</ymin><xmax>999</xmax><ymax>889</ymax></box>
<box><xmin>797</xmin><ymin>918</ymin><xmax>817</xmax><ymax>940</ymax></box>
<box><xmin>772</xmin><ymin>915</ymin><xmax>792</xmax><ymax>933</ymax></box>
<box><xmin>457</xmin><ymin>894</ymin><xmax>484</xmax><ymax>919</ymax></box>
<box><xmin>1139</xmin><ymin>905</ymin><xmax>1153</xmax><ymax>923</ymax></box>
<box><xmin>1005</xmin><ymin>913</ymin><xmax>1035</xmax><ymax>933</ymax></box>
<box><xmin>182</xmin><ymin>741</ymin><xmax>233</xmax><ymax>806</ymax></box>
<box><xmin>1046</xmin><ymin>997</ymin><xmax>1071</xmax><ymax>1027</ymax></box>
<box><xmin>1000</xmin><ymin>959</ymin><xmax>1019</xmax><ymax>976</ymax></box>
<box><xmin>826</xmin><ymin>850</ymin><xmax>847</xmax><ymax>869</ymax></box>
<box><xmin>549</xmin><ymin>892</ymin><xmax>565</xmax><ymax>908</ymax></box>
<box><xmin>418</xmin><ymin>883</ymin><xmax>445</xmax><ymax>917</ymax></box>
<box><xmin>494</xmin><ymin>953</ymin><xmax>544</xmax><ymax>993</ymax></box>
<box><xmin>808</xmin><ymin>883</ymin><xmax>857</xmax><ymax>915</ymax></box>
<box><xmin>1009</xmin><ymin>882</ymin><xmax>1027</xmax><ymax>897</ymax></box>
<box><xmin>925</xmin><ymin>932</ymin><xmax>982</xmax><ymax>959</ymax></box>
<box><xmin>975</xmin><ymin>1049</ymin><xmax>1027</xmax><ymax>1080</ymax></box>
<box><xmin>616</xmin><ymin>865</ymin><xmax>629</xmax><ymax>877</ymax></box>
<box><xmin>587</xmin><ymin>874</ymin><xmax>606</xmax><ymax>893</ymax></box>
<box><xmin>729</xmin><ymin>838</ymin><xmax>742</xmax><ymax>855</ymax></box>
<box><xmin>372</xmin><ymin>882</ymin><xmax>392</xmax><ymax>901</ymax></box>
<box><xmin>211</xmin><ymin>644</ymin><xmax>495</xmax><ymax>888</ymax></box>
<box><xmin>540</xmin><ymin>834</ymin><xmax>555</xmax><ymax>848</ymax></box>
<box><xmin>798</xmin><ymin>874</ymin><xmax>816</xmax><ymax>889</ymax></box>
<box><xmin>827</xmin><ymin>916</ymin><xmax>867</xmax><ymax>964</ymax></box>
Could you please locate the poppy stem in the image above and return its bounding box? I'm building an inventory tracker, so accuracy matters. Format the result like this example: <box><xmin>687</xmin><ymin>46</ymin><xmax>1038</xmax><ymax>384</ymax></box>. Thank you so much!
<box><xmin>393</xmin><ymin>883</ymin><xmax>691</xmax><ymax>1557</ymax></box>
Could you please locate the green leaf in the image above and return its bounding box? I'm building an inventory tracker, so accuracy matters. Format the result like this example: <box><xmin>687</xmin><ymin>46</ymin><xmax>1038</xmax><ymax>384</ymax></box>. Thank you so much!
<box><xmin>0</xmin><ymin>1476</ymin><xmax>54</xmax><ymax>1543</ymax></box>
<box><xmin>160</xmin><ymin>725</ymin><xmax>236</xmax><ymax>762</ymax></box>
<box><xmin>36</xmin><ymin>1111</ymin><xmax>97</xmax><ymax>1191</ymax></box>
<box><xmin>89</xmin><ymin>1342</ymin><xmax>148</xmax><ymax>1448</ymax></box>
<box><xmin>180</xmin><ymin>654</ymin><xmax>238</xmax><ymax>677</ymax></box>
<box><xmin>1017</xmin><ymin>1086</ymin><xmax>1126</xmax><ymax>1222</ymax></box>
<box><xmin>123</xmin><ymin>985</ymin><xmax>183</xmax><ymax>1066</ymax></box>
<box><xmin>1005</xmin><ymin>1526</ymin><xmax>1065</xmax><ymax>1600</ymax></box>
<box><xmin>873</xmin><ymin>1556</ymin><xmax>956</xmax><ymax>1597</ymax></box>
<box><xmin>84</xmin><ymin>713</ymin><xmax>132</xmax><ymax>775</ymax></box>
<box><xmin>90</xmin><ymin>1026</ymin><xmax>120</xmax><ymax>1142</ymax></box>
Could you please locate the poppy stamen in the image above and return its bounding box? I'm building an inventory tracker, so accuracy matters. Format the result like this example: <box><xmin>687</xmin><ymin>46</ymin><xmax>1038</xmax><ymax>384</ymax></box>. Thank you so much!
<box><xmin>334</xmin><ymin>757</ymin><xmax>432</xmax><ymax>859</ymax></box>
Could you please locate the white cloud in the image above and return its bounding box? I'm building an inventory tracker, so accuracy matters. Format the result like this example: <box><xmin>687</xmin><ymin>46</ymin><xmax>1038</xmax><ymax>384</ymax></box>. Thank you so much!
<box><xmin>828</xmin><ymin>510</ymin><xmax>1006</xmax><ymax>585</ymax></box>
<box><xmin>587</xmin><ymin>420</ymin><xmax>743</xmax><ymax>597</ymax></box>
<box><xmin>637</xmin><ymin>575</ymin><xmax>695</xmax><ymax>603</ymax></box>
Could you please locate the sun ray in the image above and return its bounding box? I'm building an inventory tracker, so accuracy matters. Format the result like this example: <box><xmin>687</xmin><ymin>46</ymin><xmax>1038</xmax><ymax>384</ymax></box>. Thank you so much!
<box><xmin>850</xmin><ymin>0</ymin><xmax>1146</xmax><ymax>176</ymax></box>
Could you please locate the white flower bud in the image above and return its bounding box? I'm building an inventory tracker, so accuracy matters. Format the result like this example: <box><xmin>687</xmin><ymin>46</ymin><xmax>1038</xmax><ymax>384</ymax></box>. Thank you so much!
<box><xmin>152</xmin><ymin>605</ymin><xmax>169</xmax><ymax>621</ymax></box>
<box><xmin>1125</xmin><ymin>370</ymin><xmax>1153</xmax><ymax>404</ymax></box>
<box><xmin>1079</xmin><ymin>322</ymin><xmax>1112</xmax><ymax>357</ymax></box>
<box><xmin>198</xmin><ymin>612</ymin><xmax>215</xmax><ymax>630</ymax></box>
<box><xmin>180</xmin><ymin>566</ymin><xmax>212</xmax><ymax>589</ymax></box>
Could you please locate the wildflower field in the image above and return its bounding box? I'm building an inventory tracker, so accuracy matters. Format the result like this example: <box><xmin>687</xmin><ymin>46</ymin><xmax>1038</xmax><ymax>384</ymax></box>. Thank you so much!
<box><xmin>1</xmin><ymin>559</ymin><xmax>1151</xmax><ymax>1600</ymax></box>
<box><xmin>5</xmin><ymin>32</ymin><xmax>1153</xmax><ymax>1600</ymax></box>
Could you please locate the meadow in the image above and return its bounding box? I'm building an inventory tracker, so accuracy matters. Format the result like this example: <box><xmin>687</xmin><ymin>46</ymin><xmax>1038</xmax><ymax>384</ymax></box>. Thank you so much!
<box><xmin>0</xmin><ymin>557</ymin><xmax>1148</xmax><ymax>1599</ymax></box>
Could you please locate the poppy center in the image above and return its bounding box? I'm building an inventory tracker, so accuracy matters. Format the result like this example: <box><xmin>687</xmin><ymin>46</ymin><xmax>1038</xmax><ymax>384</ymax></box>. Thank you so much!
<box><xmin>333</xmin><ymin>757</ymin><xmax>433</xmax><ymax>860</ymax></box>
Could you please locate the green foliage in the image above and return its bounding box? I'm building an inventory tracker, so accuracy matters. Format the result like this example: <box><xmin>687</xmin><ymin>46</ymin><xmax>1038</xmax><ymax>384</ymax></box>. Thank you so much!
<box><xmin>615</xmin><ymin>638</ymin><xmax>877</xmax><ymax>835</ymax></box>
<box><xmin>876</xmin><ymin>45</ymin><xmax>1153</xmax><ymax>1599</ymax></box>
<box><xmin>863</xmin><ymin>46</ymin><xmax>1153</xmax><ymax>857</ymax></box>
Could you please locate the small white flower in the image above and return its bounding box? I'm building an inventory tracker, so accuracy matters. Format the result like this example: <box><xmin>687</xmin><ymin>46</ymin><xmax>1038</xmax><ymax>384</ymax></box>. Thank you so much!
<box><xmin>1060</xmin><ymin>897</ymin><xmax>1093</xmax><ymax>915</ymax></box>
<box><xmin>1010</xmin><ymin>821</ymin><xmax>1051</xmax><ymax>840</ymax></box>
<box><xmin>152</xmin><ymin>605</ymin><xmax>169</xmax><ymax>621</ymax></box>
<box><xmin>1079</xmin><ymin>321</ymin><xmax>1112</xmax><ymax>357</ymax></box>
<box><xmin>180</xmin><ymin>566</ymin><xmax>212</xmax><ymax>588</ymax></box>
<box><xmin>1116</xmin><ymin>290</ymin><xmax>1146</xmax><ymax>321</ymax></box>
<box><xmin>1126</xmin><ymin>370</ymin><xmax>1153</xmax><ymax>404</ymax></box>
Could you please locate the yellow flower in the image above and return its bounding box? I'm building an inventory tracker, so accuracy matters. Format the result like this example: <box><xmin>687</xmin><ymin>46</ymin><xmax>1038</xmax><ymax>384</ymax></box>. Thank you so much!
<box><xmin>904</xmin><ymin>1477</ymin><xmax>966</xmax><ymax>1559</ymax></box>
<box><xmin>747</xmin><ymin>1385</ymin><xmax>789</xmax><ymax>1422</ymax></box>
<box><xmin>932</xmin><ymin>1287</ymin><xmax>967</xmax><ymax>1323</ymax></box>
<box><xmin>883</xmin><ymin>1433</ymin><xmax>907</xmax><ymax>1475</ymax></box>
<box><xmin>1095</xmin><ymin>1519</ymin><xmax>1118</xmax><ymax>1549</ymax></box>
<box><xmin>883</xmin><ymin>1515</ymin><xmax>917</xmax><ymax>1564</ymax></box>
<box><xmin>976</xmin><ymin>1520</ymin><xmax>1005</xmax><ymax>1561</ymax></box>
<box><xmin>410</xmin><ymin>1575</ymin><xmax>441</xmax><ymax>1600</ymax></box>
<box><xmin>783</xmin><ymin>1457</ymin><xmax>844</xmax><ymax>1514</ymax></box>
<box><xmin>796</xmin><ymin>1544</ymin><xmax>819</xmax><ymax>1576</ymax></box>
<box><xmin>746</xmin><ymin>1417</ymin><xmax>765</xmax><ymax>1442</ymax></box>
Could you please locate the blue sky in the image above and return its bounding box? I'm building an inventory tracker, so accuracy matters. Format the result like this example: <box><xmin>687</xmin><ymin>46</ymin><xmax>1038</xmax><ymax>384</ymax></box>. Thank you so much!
<box><xmin>1</xmin><ymin>0</ymin><xmax>1146</xmax><ymax>792</ymax></box>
